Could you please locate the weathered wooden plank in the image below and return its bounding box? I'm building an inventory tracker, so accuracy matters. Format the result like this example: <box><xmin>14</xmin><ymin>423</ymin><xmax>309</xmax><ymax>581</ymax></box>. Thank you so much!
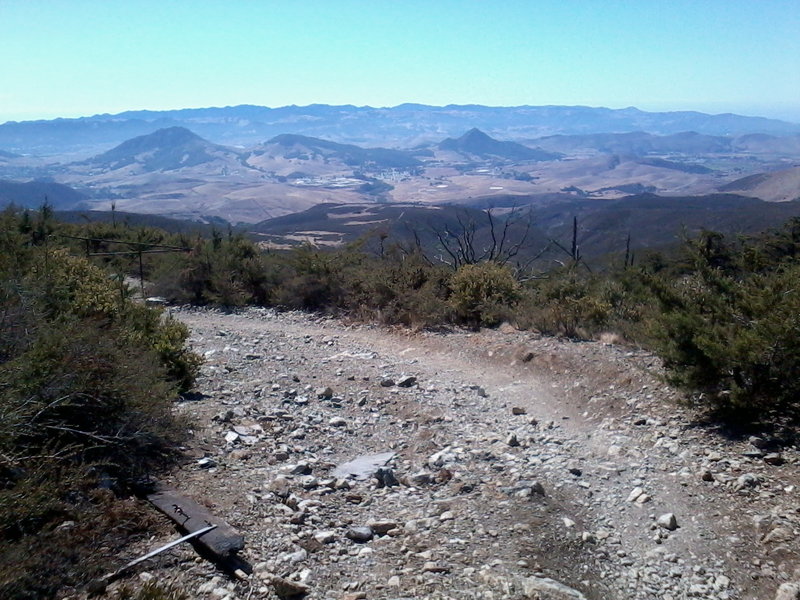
<box><xmin>147</xmin><ymin>488</ymin><xmax>244</xmax><ymax>558</ymax></box>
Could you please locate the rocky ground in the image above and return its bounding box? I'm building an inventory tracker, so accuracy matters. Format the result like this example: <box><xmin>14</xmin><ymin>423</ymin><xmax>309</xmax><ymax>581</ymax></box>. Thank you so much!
<box><xmin>95</xmin><ymin>307</ymin><xmax>799</xmax><ymax>600</ymax></box>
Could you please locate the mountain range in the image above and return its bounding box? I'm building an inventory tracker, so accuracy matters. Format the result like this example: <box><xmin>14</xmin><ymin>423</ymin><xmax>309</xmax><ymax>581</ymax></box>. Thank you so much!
<box><xmin>0</xmin><ymin>102</ymin><xmax>798</xmax><ymax>227</ymax></box>
<box><xmin>1</xmin><ymin>122</ymin><xmax>798</xmax><ymax>224</ymax></box>
<box><xmin>2</xmin><ymin>103</ymin><xmax>799</xmax><ymax>156</ymax></box>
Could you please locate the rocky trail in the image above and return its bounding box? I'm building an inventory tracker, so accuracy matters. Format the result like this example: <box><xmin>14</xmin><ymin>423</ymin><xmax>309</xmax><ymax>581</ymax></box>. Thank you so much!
<box><xmin>108</xmin><ymin>307</ymin><xmax>799</xmax><ymax>600</ymax></box>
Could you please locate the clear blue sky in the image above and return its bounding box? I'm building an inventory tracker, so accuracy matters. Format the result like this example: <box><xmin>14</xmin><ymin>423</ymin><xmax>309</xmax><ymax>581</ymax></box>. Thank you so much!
<box><xmin>1</xmin><ymin>0</ymin><xmax>798</xmax><ymax>123</ymax></box>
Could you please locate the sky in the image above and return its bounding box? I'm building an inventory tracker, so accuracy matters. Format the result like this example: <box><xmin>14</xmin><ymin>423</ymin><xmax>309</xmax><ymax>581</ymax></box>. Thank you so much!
<box><xmin>1</xmin><ymin>0</ymin><xmax>798</xmax><ymax>124</ymax></box>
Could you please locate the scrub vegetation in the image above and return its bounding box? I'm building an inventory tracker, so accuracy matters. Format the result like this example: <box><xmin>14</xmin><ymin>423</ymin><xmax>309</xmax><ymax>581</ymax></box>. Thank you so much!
<box><xmin>67</xmin><ymin>202</ymin><xmax>800</xmax><ymax>426</ymax></box>
<box><xmin>0</xmin><ymin>206</ymin><xmax>199</xmax><ymax>599</ymax></box>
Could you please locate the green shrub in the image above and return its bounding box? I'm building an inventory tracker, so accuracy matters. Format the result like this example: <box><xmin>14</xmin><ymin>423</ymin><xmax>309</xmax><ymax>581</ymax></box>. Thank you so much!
<box><xmin>521</xmin><ymin>271</ymin><xmax>611</xmax><ymax>338</ymax></box>
<box><xmin>449</xmin><ymin>262</ymin><xmax>520</xmax><ymax>327</ymax></box>
<box><xmin>650</xmin><ymin>262</ymin><xmax>800</xmax><ymax>419</ymax></box>
<box><xmin>271</xmin><ymin>243</ymin><xmax>357</xmax><ymax>311</ymax></box>
<box><xmin>0</xmin><ymin>216</ymin><xmax>198</xmax><ymax>597</ymax></box>
<box><xmin>342</xmin><ymin>251</ymin><xmax>452</xmax><ymax>327</ymax></box>
<box><xmin>0</xmin><ymin>258</ymin><xmax>192</xmax><ymax>537</ymax></box>
<box><xmin>150</xmin><ymin>234</ymin><xmax>272</xmax><ymax>307</ymax></box>
<box><xmin>118</xmin><ymin>302</ymin><xmax>201</xmax><ymax>393</ymax></box>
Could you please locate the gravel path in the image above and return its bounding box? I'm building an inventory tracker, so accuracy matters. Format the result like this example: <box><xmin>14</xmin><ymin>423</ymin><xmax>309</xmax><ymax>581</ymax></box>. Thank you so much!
<box><xmin>112</xmin><ymin>307</ymin><xmax>800</xmax><ymax>600</ymax></box>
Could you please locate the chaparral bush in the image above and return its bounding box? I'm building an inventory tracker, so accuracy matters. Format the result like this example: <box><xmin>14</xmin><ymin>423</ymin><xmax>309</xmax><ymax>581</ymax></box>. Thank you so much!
<box><xmin>449</xmin><ymin>261</ymin><xmax>520</xmax><ymax>327</ymax></box>
<box><xmin>0</xmin><ymin>208</ymin><xmax>198</xmax><ymax>598</ymax></box>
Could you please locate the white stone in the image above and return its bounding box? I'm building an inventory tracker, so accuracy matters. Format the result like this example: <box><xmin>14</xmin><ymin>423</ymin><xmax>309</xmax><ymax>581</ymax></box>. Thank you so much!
<box><xmin>314</xmin><ymin>530</ymin><xmax>336</xmax><ymax>544</ymax></box>
<box><xmin>626</xmin><ymin>487</ymin><xmax>644</xmax><ymax>502</ymax></box>
<box><xmin>656</xmin><ymin>513</ymin><xmax>678</xmax><ymax>531</ymax></box>
<box><xmin>286</xmin><ymin>549</ymin><xmax>307</xmax><ymax>563</ymax></box>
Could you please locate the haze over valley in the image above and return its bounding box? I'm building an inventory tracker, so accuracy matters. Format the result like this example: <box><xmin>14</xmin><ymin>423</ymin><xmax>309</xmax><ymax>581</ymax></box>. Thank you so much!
<box><xmin>1</xmin><ymin>103</ymin><xmax>799</xmax><ymax>235</ymax></box>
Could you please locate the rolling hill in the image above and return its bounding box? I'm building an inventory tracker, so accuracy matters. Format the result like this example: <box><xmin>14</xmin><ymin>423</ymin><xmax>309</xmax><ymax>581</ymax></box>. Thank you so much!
<box><xmin>525</xmin><ymin>193</ymin><xmax>800</xmax><ymax>259</ymax></box>
<box><xmin>255</xmin><ymin>134</ymin><xmax>421</xmax><ymax>169</ymax></box>
<box><xmin>53</xmin><ymin>209</ymin><xmax>225</xmax><ymax>233</ymax></box>
<box><xmin>719</xmin><ymin>166</ymin><xmax>800</xmax><ymax>202</ymax></box>
<box><xmin>0</xmin><ymin>179</ymin><xmax>88</xmax><ymax>209</ymax></box>
<box><xmin>0</xmin><ymin>111</ymin><xmax>797</xmax><ymax>226</ymax></box>
<box><xmin>532</xmin><ymin>131</ymin><xmax>732</xmax><ymax>155</ymax></box>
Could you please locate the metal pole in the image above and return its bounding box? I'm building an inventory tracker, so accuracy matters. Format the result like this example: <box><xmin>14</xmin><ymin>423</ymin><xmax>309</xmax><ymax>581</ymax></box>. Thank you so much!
<box><xmin>138</xmin><ymin>246</ymin><xmax>145</xmax><ymax>299</ymax></box>
<box><xmin>90</xmin><ymin>524</ymin><xmax>217</xmax><ymax>592</ymax></box>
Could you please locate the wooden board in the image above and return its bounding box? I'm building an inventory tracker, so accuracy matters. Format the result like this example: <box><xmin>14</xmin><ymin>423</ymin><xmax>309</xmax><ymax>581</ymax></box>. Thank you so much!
<box><xmin>147</xmin><ymin>488</ymin><xmax>244</xmax><ymax>558</ymax></box>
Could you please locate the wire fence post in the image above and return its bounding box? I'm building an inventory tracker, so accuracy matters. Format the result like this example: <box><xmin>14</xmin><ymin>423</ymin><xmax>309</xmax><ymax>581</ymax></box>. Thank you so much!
<box><xmin>138</xmin><ymin>245</ymin><xmax>145</xmax><ymax>299</ymax></box>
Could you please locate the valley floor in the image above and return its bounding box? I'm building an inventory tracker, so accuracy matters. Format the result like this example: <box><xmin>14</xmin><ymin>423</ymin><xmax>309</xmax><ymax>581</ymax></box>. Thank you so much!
<box><xmin>95</xmin><ymin>307</ymin><xmax>800</xmax><ymax>600</ymax></box>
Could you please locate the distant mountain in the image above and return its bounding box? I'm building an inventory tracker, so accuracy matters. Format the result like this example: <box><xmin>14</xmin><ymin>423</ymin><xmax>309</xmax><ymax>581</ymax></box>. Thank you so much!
<box><xmin>0</xmin><ymin>179</ymin><xmax>88</xmax><ymax>209</ymax></box>
<box><xmin>84</xmin><ymin>127</ymin><xmax>239</xmax><ymax>172</ymax></box>
<box><xmin>719</xmin><ymin>166</ymin><xmax>800</xmax><ymax>202</ymax></box>
<box><xmin>260</xmin><ymin>134</ymin><xmax>421</xmax><ymax>169</ymax></box>
<box><xmin>439</xmin><ymin>128</ymin><xmax>559</xmax><ymax>161</ymax></box>
<box><xmin>3</xmin><ymin>104</ymin><xmax>799</xmax><ymax>155</ymax></box>
<box><xmin>1</xmin><ymin>109</ymin><xmax>797</xmax><ymax>227</ymax></box>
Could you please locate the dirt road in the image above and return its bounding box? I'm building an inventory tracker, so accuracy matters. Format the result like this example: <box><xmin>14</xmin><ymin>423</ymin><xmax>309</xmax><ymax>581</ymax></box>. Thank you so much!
<box><xmin>130</xmin><ymin>307</ymin><xmax>799</xmax><ymax>600</ymax></box>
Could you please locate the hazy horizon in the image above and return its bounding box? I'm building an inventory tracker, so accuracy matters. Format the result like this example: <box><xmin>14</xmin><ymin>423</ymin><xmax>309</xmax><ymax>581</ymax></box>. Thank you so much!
<box><xmin>3</xmin><ymin>101</ymin><xmax>800</xmax><ymax>127</ymax></box>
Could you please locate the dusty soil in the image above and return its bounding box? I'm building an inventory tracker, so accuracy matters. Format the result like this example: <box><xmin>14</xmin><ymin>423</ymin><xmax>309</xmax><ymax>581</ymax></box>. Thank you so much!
<box><xmin>95</xmin><ymin>307</ymin><xmax>799</xmax><ymax>600</ymax></box>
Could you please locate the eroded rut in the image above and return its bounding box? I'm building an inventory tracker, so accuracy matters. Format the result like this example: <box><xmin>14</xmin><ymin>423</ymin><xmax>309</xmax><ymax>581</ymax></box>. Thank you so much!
<box><xmin>126</xmin><ymin>307</ymin><xmax>799</xmax><ymax>600</ymax></box>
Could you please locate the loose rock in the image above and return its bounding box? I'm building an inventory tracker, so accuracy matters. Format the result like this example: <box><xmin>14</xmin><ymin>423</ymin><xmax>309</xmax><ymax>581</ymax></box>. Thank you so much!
<box><xmin>656</xmin><ymin>513</ymin><xmax>679</xmax><ymax>531</ymax></box>
<box><xmin>397</xmin><ymin>375</ymin><xmax>417</xmax><ymax>387</ymax></box>
<box><xmin>346</xmin><ymin>526</ymin><xmax>374</xmax><ymax>543</ymax></box>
